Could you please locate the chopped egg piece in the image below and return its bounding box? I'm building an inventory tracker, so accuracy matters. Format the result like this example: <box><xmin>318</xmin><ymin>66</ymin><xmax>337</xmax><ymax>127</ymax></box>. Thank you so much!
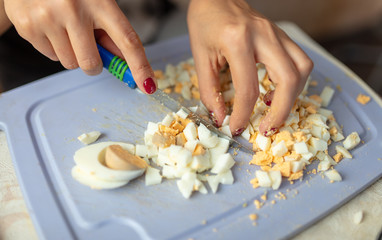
<box><xmin>272</xmin><ymin>140</ymin><xmax>288</xmax><ymax>157</ymax></box>
<box><xmin>255</xmin><ymin>170</ymin><xmax>272</xmax><ymax>188</ymax></box>
<box><xmin>324</xmin><ymin>169</ymin><xmax>342</xmax><ymax>182</ymax></box>
<box><xmin>211</xmin><ymin>153</ymin><xmax>235</xmax><ymax>174</ymax></box>
<box><xmin>343</xmin><ymin>132</ymin><xmax>361</xmax><ymax>150</ymax></box>
<box><xmin>77</xmin><ymin>131</ymin><xmax>101</xmax><ymax>145</ymax></box>
<box><xmin>256</xmin><ymin>134</ymin><xmax>271</xmax><ymax>151</ymax></box>
<box><xmin>336</xmin><ymin>145</ymin><xmax>353</xmax><ymax>159</ymax></box>
<box><xmin>145</xmin><ymin>166</ymin><xmax>162</xmax><ymax>186</ymax></box>
<box><xmin>320</xmin><ymin>86</ymin><xmax>335</xmax><ymax>107</ymax></box>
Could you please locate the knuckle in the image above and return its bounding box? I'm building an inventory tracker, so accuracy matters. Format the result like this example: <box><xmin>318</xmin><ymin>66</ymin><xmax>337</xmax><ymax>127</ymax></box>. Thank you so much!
<box><xmin>222</xmin><ymin>24</ymin><xmax>249</xmax><ymax>49</ymax></box>
<box><xmin>133</xmin><ymin>63</ymin><xmax>152</xmax><ymax>75</ymax></box>
<box><xmin>301</xmin><ymin>57</ymin><xmax>314</xmax><ymax>74</ymax></box>
<box><xmin>78</xmin><ymin>58</ymin><xmax>102</xmax><ymax>75</ymax></box>
<box><xmin>121</xmin><ymin>30</ymin><xmax>142</xmax><ymax>49</ymax></box>
<box><xmin>34</xmin><ymin>4</ymin><xmax>54</xmax><ymax>23</ymax></box>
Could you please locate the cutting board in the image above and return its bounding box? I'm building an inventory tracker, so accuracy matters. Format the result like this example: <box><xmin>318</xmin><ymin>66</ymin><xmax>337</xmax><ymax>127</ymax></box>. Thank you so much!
<box><xmin>0</xmin><ymin>35</ymin><xmax>382</xmax><ymax>240</ymax></box>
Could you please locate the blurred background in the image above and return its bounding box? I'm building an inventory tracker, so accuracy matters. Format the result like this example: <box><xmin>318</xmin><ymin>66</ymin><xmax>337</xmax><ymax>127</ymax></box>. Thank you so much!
<box><xmin>0</xmin><ymin>0</ymin><xmax>381</xmax><ymax>95</ymax></box>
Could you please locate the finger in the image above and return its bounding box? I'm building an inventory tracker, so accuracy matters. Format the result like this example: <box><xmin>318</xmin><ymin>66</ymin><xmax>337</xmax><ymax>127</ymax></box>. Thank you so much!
<box><xmin>95</xmin><ymin>29</ymin><xmax>123</xmax><ymax>57</ymax></box>
<box><xmin>47</xmin><ymin>29</ymin><xmax>78</xmax><ymax>70</ymax></box>
<box><xmin>193</xmin><ymin>52</ymin><xmax>226</xmax><ymax>127</ymax></box>
<box><xmin>278</xmin><ymin>31</ymin><xmax>314</xmax><ymax>94</ymax></box>
<box><xmin>225</xmin><ymin>50</ymin><xmax>259</xmax><ymax>136</ymax></box>
<box><xmin>257</xmin><ymin>43</ymin><xmax>300</xmax><ymax>136</ymax></box>
<box><xmin>94</xmin><ymin>3</ymin><xmax>156</xmax><ymax>94</ymax></box>
<box><xmin>30</xmin><ymin>35</ymin><xmax>58</xmax><ymax>61</ymax></box>
<box><xmin>67</xmin><ymin>22</ymin><xmax>103</xmax><ymax>75</ymax></box>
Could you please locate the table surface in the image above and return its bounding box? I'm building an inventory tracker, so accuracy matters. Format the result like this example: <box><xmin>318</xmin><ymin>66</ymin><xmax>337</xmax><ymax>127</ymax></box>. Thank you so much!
<box><xmin>1</xmin><ymin>22</ymin><xmax>382</xmax><ymax>240</ymax></box>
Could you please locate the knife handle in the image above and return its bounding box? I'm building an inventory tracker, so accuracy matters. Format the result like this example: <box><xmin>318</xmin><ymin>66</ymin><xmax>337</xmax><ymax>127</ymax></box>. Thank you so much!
<box><xmin>96</xmin><ymin>43</ymin><xmax>137</xmax><ymax>89</ymax></box>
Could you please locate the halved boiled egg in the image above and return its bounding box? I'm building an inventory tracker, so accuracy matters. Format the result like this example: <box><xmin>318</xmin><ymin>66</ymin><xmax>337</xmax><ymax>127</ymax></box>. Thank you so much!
<box><xmin>72</xmin><ymin>142</ymin><xmax>147</xmax><ymax>189</ymax></box>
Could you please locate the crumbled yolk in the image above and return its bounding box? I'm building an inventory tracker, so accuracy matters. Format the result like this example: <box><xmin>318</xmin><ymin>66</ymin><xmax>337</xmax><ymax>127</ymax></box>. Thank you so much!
<box><xmin>357</xmin><ymin>94</ymin><xmax>371</xmax><ymax>105</ymax></box>
<box><xmin>159</xmin><ymin>124</ymin><xmax>179</xmax><ymax>136</ymax></box>
<box><xmin>288</xmin><ymin>171</ymin><xmax>303</xmax><ymax>181</ymax></box>
<box><xmin>333</xmin><ymin>152</ymin><xmax>343</xmax><ymax>163</ymax></box>
<box><xmin>250</xmin><ymin>178</ymin><xmax>259</xmax><ymax>189</ymax></box>
<box><xmin>154</xmin><ymin>70</ymin><xmax>165</xmax><ymax>79</ymax></box>
<box><xmin>174</xmin><ymin>82</ymin><xmax>183</xmax><ymax>93</ymax></box>
<box><xmin>249</xmin><ymin>214</ymin><xmax>258</xmax><ymax>221</ymax></box>
<box><xmin>254</xmin><ymin>199</ymin><xmax>262</xmax><ymax>209</ymax></box>
<box><xmin>193</xmin><ymin>144</ymin><xmax>206</xmax><ymax>156</ymax></box>
<box><xmin>309</xmin><ymin>95</ymin><xmax>322</xmax><ymax>104</ymax></box>
<box><xmin>250</xmin><ymin>151</ymin><xmax>273</xmax><ymax>166</ymax></box>
<box><xmin>274</xmin><ymin>131</ymin><xmax>294</xmax><ymax>148</ymax></box>
<box><xmin>272</xmin><ymin>162</ymin><xmax>291</xmax><ymax>177</ymax></box>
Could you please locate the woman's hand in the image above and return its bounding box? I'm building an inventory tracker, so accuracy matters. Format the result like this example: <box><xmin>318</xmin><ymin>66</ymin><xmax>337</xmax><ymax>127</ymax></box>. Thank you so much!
<box><xmin>4</xmin><ymin>0</ymin><xmax>157</xmax><ymax>94</ymax></box>
<box><xmin>187</xmin><ymin>0</ymin><xmax>313</xmax><ymax>136</ymax></box>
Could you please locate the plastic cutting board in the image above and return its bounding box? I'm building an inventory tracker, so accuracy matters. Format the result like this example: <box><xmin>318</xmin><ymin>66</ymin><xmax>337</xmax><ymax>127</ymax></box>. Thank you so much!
<box><xmin>1</xmin><ymin>35</ymin><xmax>382</xmax><ymax>240</ymax></box>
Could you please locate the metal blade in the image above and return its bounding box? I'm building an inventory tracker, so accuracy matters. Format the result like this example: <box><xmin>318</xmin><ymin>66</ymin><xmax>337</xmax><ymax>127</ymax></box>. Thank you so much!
<box><xmin>150</xmin><ymin>89</ymin><xmax>255</xmax><ymax>155</ymax></box>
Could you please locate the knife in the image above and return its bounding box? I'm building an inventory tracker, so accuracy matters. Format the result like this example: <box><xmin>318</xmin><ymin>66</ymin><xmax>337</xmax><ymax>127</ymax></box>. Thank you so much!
<box><xmin>97</xmin><ymin>44</ymin><xmax>254</xmax><ymax>155</ymax></box>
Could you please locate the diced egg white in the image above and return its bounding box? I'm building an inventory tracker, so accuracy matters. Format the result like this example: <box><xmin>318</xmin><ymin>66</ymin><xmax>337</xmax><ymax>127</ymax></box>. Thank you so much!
<box><xmin>183</xmin><ymin>122</ymin><xmax>198</xmax><ymax>141</ymax></box>
<box><xmin>320</xmin><ymin>86</ymin><xmax>335</xmax><ymax>107</ymax></box>
<box><xmin>198</xmin><ymin>123</ymin><xmax>219</xmax><ymax>148</ymax></box>
<box><xmin>272</xmin><ymin>140</ymin><xmax>288</xmax><ymax>157</ymax></box>
<box><xmin>336</xmin><ymin>145</ymin><xmax>353</xmax><ymax>159</ymax></box>
<box><xmin>176</xmin><ymin>109</ymin><xmax>189</xmax><ymax>119</ymax></box>
<box><xmin>256</xmin><ymin>134</ymin><xmax>271</xmax><ymax>151</ymax></box>
<box><xmin>324</xmin><ymin>169</ymin><xmax>342</xmax><ymax>182</ymax></box>
<box><xmin>343</xmin><ymin>132</ymin><xmax>361</xmax><ymax>150</ymax></box>
<box><xmin>145</xmin><ymin>166</ymin><xmax>162</xmax><ymax>186</ymax></box>
<box><xmin>77</xmin><ymin>131</ymin><xmax>101</xmax><ymax>145</ymax></box>
<box><xmin>220</xmin><ymin>125</ymin><xmax>232</xmax><ymax>138</ymax></box>
<box><xmin>255</xmin><ymin>170</ymin><xmax>272</xmax><ymax>188</ymax></box>
<box><xmin>161</xmin><ymin>114</ymin><xmax>174</xmax><ymax>127</ymax></box>
<box><xmin>293</xmin><ymin>142</ymin><xmax>309</xmax><ymax>154</ymax></box>
<box><xmin>269</xmin><ymin>170</ymin><xmax>282</xmax><ymax>190</ymax></box>
<box><xmin>211</xmin><ymin>153</ymin><xmax>235</xmax><ymax>174</ymax></box>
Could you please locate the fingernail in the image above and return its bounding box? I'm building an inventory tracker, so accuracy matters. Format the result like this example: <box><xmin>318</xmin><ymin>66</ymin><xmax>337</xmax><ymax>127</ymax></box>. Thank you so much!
<box><xmin>233</xmin><ymin>127</ymin><xmax>245</xmax><ymax>137</ymax></box>
<box><xmin>263</xmin><ymin>91</ymin><xmax>274</xmax><ymax>106</ymax></box>
<box><xmin>268</xmin><ymin>77</ymin><xmax>273</xmax><ymax>83</ymax></box>
<box><xmin>263</xmin><ymin>127</ymin><xmax>278</xmax><ymax>137</ymax></box>
<box><xmin>143</xmin><ymin>77</ymin><xmax>156</xmax><ymax>94</ymax></box>
<box><xmin>209</xmin><ymin>111</ymin><xmax>220</xmax><ymax>127</ymax></box>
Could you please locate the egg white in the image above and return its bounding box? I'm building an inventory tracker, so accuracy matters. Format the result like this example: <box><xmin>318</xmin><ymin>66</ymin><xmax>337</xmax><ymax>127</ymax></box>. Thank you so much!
<box><xmin>73</xmin><ymin>141</ymin><xmax>145</xmax><ymax>182</ymax></box>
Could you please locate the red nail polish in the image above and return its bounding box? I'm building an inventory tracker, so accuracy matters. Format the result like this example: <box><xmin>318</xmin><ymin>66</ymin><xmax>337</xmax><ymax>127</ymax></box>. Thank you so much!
<box><xmin>263</xmin><ymin>90</ymin><xmax>274</xmax><ymax>106</ymax></box>
<box><xmin>143</xmin><ymin>77</ymin><xmax>156</xmax><ymax>94</ymax></box>
<box><xmin>233</xmin><ymin>127</ymin><xmax>245</xmax><ymax>137</ymax></box>
<box><xmin>263</xmin><ymin>127</ymin><xmax>277</xmax><ymax>137</ymax></box>
<box><xmin>209</xmin><ymin>111</ymin><xmax>220</xmax><ymax>127</ymax></box>
<box><xmin>268</xmin><ymin>77</ymin><xmax>273</xmax><ymax>83</ymax></box>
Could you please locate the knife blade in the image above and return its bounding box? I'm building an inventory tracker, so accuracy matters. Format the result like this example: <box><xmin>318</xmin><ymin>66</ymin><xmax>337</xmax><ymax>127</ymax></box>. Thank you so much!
<box><xmin>97</xmin><ymin>43</ymin><xmax>254</xmax><ymax>155</ymax></box>
<box><xmin>151</xmin><ymin>90</ymin><xmax>255</xmax><ymax>155</ymax></box>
